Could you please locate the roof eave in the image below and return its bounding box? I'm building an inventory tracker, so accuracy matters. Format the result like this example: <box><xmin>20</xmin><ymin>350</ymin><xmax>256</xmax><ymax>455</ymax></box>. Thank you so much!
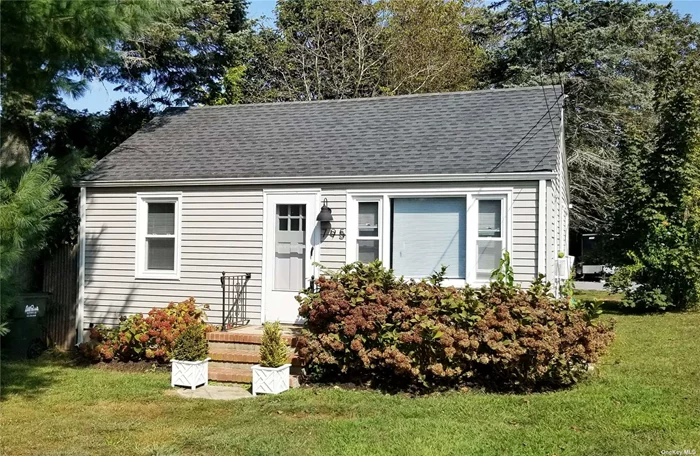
<box><xmin>77</xmin><ymin>171</ymin><xmax>556</xmax><ymax>188</ymax></box>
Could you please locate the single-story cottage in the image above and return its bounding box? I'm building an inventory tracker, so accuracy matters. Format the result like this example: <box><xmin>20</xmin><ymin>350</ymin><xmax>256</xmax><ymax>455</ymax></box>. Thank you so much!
<box><xmin>77</xmin><ymin>85</ymin><xmax>569</xmax><ymax>342</ymax></box>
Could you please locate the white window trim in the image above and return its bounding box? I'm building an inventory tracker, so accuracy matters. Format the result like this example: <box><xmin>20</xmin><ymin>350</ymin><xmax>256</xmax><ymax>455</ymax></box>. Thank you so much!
<box><xmin>347</xmin><ymin>196</ymin><xmax>383</xmax><ymax>264</ymax></box>
<box><xmin>135</xmin><ymin>192</ymin><xmax>182</xmax><ymax>280</ymax></box>
<box><xmin>346</xmin><ymin>188</ymin><xmax>513</xmax><ymax>288</ymax></box>
<box><xmin>468</xmin><ymin>193</ymin><xmax>512</xmax><ymax>286</ymax></box>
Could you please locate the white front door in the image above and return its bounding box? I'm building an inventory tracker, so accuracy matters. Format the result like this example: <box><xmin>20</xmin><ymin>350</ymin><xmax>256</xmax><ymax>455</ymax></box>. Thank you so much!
<box><xmin>264</xmin><ymin>193</ymin><xmax>318</xmax><ymax>323</ymax></box>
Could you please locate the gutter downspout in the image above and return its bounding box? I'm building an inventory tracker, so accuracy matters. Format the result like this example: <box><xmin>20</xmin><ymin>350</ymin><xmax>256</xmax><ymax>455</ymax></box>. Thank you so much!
<box><xmin>77</xmin><ymin>187</ymin><xmax>86</xmax><ymax>344</ymax></box>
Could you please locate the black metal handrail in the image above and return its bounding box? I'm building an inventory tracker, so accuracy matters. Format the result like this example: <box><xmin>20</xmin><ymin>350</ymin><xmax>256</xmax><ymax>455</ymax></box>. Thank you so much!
<box><xmin>220</xmin><ymin>272</ymin><xmax>251</xmax><ymax>331</ymax></box>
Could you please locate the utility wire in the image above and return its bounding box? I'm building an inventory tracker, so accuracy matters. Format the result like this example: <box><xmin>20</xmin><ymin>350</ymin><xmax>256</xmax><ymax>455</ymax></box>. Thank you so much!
<box><xmin>530</xmin><ymin>0</ymin><xmax>563</xmax><ymax>146</ymax></box>
<box><xmin>543</xmin><ymin>0</ymin><xmax>566</xmax><ymax>94</ymax></box>
<box><xmin>489</xmin><ymin>91</ymin><xmax>564</xmax><ymax>173</ymax></box>
<box><xmin>490</xmin><ymin>0</ymin><xmax>565</xmax><ymax>173</ymax></box>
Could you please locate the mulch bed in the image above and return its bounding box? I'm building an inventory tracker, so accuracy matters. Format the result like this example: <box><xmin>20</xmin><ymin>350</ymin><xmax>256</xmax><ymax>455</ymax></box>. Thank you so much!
<box><xmin>90</xmin><ymin>360</ymin><xmax>170</xmax><ymax>373</ymax></box>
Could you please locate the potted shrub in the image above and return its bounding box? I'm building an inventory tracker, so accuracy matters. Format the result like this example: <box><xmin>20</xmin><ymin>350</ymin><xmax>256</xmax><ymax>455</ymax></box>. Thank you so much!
<box><xmin>251</xmin><ymin>321</ymin><xmax>291</xmax><ymax>396</ymax></box>
<box><xmin>170</xmin><ymin>325</ymin><xmax>210</xmax><ymax>390</ymax></box>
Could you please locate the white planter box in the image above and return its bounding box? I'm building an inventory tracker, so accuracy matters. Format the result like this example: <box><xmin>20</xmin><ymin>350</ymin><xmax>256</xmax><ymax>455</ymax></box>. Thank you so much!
<box><xmin>251</xmin><ymin>364</ymin><xmax>291</xmax><ymax>396</ymax></box>
<box><xmin>171</xmin><ymin>358</ymin><xmax>210</xmax><ymax>390</ymax></box>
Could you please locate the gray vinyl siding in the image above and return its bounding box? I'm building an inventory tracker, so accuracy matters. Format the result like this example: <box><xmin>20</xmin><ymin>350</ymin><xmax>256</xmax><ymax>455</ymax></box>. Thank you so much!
<box><xmin>318</xmin><ymin>191</ymin><xmax>347</xmax><ymax>271</ymax></box>
<box><xmin>545</xmin><ymin>127</ymin><xmax>570</xmax><ymax>282</ymax></box>
<box><xmin>83</xmin><ymin>180</ymin><xmax>543</xmax><ymax>329</ymax></box>
<box><xmin>84</xmin><ymin>187</ymin><xmax>264</xmax><ymax>328</ymax></box>
<box><xmin>546</xmin><ymin>180</ymin><xmax>557</xmax><ymax>283</ymax></box>
<box><xmin>510</xmin><ymin>182</ymin><xmax>539</xmax><ymax>285</ymax></box>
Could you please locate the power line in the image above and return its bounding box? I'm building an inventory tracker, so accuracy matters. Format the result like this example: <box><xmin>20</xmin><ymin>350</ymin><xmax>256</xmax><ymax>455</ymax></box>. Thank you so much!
<box><xmin>489</xmin><ymin>91</ymin><xmax>565</xmax><ymax>173</ymax></box>
<box><xmin>542</xmin><ymin>0</ymin><xmax>566</xmax><ymax>94</ymax></box>
<box><xmin>530</xmin><ymin>0</ymin><xmax>563</xmax><ymax>141</ymax></box>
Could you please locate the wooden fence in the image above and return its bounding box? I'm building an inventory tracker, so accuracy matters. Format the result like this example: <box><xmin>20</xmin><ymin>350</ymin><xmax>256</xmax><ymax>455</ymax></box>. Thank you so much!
<box><xmin>42</xmin><ymin>244</ymin><xmax>78</xmax><ymax>350</ymax></box>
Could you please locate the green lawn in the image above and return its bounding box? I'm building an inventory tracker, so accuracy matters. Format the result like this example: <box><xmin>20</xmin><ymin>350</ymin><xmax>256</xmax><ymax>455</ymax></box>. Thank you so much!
<box><xmin>2</xmin><ymin>313</ymin><xmax>700</xmax><ymax>456</ymax></box>
<box><xmin>573</xmin><ymin>288</ymin><xmax>624</xmax><ymax>305</ymax></box>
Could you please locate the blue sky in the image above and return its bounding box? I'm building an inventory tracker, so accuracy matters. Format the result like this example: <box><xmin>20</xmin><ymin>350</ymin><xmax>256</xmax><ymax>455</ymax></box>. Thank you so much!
<box><xmin>63</xmin><ymin>0</ymin><xmax>700</xmax><ymax>113</ymax></box>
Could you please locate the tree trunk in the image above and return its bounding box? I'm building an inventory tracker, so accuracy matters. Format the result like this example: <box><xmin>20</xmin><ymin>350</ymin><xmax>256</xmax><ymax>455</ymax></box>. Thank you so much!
<box><xmin>0</xmin><ymin>119</ymin><xmax>31</xmax><ymax>168</ymax></box>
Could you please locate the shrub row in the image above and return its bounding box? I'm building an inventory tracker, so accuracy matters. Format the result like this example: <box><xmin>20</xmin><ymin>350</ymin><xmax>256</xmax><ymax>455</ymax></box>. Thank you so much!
<box><xmin>297</xmin><ymin>261</ymin><xmax>615</xmax><ymax>392</ymax></box>
<box><xmin>79</xmin><ymin>297</ymin><xmax>210</xmax><ymax>363</ymax></box>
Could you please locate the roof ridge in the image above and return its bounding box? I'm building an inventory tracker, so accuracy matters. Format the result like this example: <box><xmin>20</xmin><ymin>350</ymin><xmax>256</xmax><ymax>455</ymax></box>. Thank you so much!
<box><xmin>178</xmin><ymin>85</ymin><xmax>560</xmax><ymax>111</ymax></box>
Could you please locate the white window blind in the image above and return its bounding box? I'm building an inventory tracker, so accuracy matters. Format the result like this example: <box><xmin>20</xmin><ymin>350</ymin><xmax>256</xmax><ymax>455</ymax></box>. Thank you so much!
<box><xmin>391</xmin><ymin>198</ymin><xmax>465</xmax><ymax>278</ymax></box>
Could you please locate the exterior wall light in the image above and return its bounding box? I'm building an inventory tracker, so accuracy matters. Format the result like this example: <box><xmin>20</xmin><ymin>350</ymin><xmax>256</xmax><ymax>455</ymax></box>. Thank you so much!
<box><xmin>317</xmin><ymin>198</ymin><xmax>344</xmax><ymax>238</ymax></box>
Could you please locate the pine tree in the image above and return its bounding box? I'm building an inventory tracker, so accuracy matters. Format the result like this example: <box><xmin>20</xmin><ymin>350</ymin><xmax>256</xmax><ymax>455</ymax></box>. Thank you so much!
<box><xmin>607</xmin><ymin>47</ymin><xmax>700</xmax><ymax>310</ymax></box>
<box><xmin>0</xmin><ymin>158</ymin><xmax>66</xmax><ymax>335</ymax></box>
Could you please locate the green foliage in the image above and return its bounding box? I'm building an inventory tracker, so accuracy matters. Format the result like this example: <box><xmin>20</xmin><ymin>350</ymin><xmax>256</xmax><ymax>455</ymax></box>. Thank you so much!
<box><xmin>218</xmin><ymin>0</ymin><xmax>487</xmax><ymax>104</ymax></box>
<box><xmin>3</xmin><ymin>312</ymin><xmax>700</xmax><ymax>455</ymax></box>
<box><xmin>381</xmin><ymin>0</ymin><xmax>486</xmax><ymax>95</ymax></box>
<box><xmin>0</xmin><ymin>0</ymin><xmax>178</xmax><ymax>165</ymax></box>
<box><xmin>490</xmin><ymin>250</ymin><xmax>515</xmax><ymax>288</ymax></box>
<box><xmin>208</xmin><ymin>65</ymin><xmax>248</xmax><ymax>105</ymax></box>
<box><xmin>297</xmin><ymin>261</ymin><xmax>615</xmax><ymax>392</ymax></box>
<box><xmin>172</xmin><ymin>325</ymin><xmax>209</xmax><ymax>362</ymax></box>
<box><xmin>606</xmin><ymin>46</ymin><xmax>700</xmax><ymax>311</ymax></box>
<box><xmin>570</xmin><ymin>298</ymin><xmax>604</xmax><ymax>322</ymax></box>
<box><xmin>79</xmin><ymin>298</ymin><xmax>209</xmax><ymax>363</ymax></box>
<box><xmin>560</xmin><ymin>272</ymin><xmax>576</xmax><ymax>303</ymax></box>
<box><xmin>259</xmin><ymin>321</ymin><xmax>289</xmax><ymax>368</ymax></box>
<box><xmin>0</xmin><ymin>157</ymin><xmax>66</xmax><ymax>335</ymax></box>
<box><xmin>484</xmin><ymin>0</ymin><xmax>700</xmax><ymax>231</ymax></box>
<box><xmin>112</xmin><ymin>0</ymin><xmax>248</xmax><ymax>105</ymax></box>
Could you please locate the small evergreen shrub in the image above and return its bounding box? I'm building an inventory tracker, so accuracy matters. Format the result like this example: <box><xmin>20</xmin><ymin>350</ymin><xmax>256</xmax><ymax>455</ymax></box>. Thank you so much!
<box><xmin>297</xmin><ymin>261</ymin><xmax>615</xmax><ymax>392</ymax></box>
<box><xmin>79</xmin><ymin>297</ymin><xmax>211</xmax><ymax>363</ymax></box>
<box><xmin>259</xmin><ymin>321</ymin><xmax>289</xmax><ymax>368</ymax></box>
<box><xmin>172</xmin><ymin>325</ymin><xmax>209</xmax><ymax>361</ymax></box>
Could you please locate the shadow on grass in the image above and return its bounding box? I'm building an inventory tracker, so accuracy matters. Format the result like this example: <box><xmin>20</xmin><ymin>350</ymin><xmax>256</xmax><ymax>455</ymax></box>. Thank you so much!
<box><xmin>0</xmin><ymin>353</ymin><xmax>85</xmax><ymax>401</ymax></box>
<box><xmin>571</xmin><ymin>290</ymin><xmax>666</xmax><ymax>316</ymax></box>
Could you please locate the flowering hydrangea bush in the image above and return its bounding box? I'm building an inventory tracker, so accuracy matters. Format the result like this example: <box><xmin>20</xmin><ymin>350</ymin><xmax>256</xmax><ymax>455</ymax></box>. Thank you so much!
<box><xmin>297</xmin><ymin>261</ymin><xmax>615</xmax><ymax>392</ymax></box>
<box><xmin>79</xmin><ymin>297</ymin><xmax>212</xmax><ymax>363</ymax></box>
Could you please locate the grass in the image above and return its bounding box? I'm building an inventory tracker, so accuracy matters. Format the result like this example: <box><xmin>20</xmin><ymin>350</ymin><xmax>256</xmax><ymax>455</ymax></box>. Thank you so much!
<box><xmin>573</xmin><ymin>288</ymin><xmax>624</xmax><ymax>305</ymax></box>
<box><xmin>2</xmin><ymin>313</ymin><xmax>700</xmax><ymax>456</ymax></box>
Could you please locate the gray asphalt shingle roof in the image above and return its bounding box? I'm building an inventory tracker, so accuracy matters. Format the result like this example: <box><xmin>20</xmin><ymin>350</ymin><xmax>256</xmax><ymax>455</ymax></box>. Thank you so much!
<box><xmin>83</xmin><ymin>86</ymin><xmax>563</xmax><ymax>182</ymax></box>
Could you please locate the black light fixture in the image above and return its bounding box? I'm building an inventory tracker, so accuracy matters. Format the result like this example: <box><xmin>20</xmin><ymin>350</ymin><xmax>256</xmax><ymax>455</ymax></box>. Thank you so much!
<box><xmin>317</xmin><ymin>198</ymin><xmax>334</xmax><ymax>223</ymax></box>
<box><xmin>317</xmin><ymin>198</ymin><xmax>334</xmax><ymax>237</ymax></box>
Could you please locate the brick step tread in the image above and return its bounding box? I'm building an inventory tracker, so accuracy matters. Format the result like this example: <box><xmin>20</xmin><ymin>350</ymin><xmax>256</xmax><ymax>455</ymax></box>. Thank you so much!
<box><xmin>209</xmin><ymin>349</ymin><xmax>301</xmax><ymax>365</ymax></box>
<box><xmin>209</xmin><ymin>366</ymin><xmax>253</xmax><ymax>383</ymax></box>
<box><xmin>209</xmin><ymin>365</ymin><xmax>299</xmax><ymax>385</ymax></box>
<box><xmin>207</xmin><ymin>331</ymin><xmax>299</xmax><ymax>346</ymax></box>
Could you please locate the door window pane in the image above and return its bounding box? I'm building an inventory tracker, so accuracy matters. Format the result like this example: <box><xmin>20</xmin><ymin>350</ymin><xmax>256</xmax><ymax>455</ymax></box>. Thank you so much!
<box><xmin>478</xmin><ymin>200</ymin><xmax>501</xmax><ymax>238</ymax></box>
<box><xmin>147</xmin><ymin>238</ymin><xmax>175</xmax><ymax>270</ymax></box>
<box><xmin>357</xmin><ymin>240</ymin><xmax>379</xmax><ymax>263</ymax></box>
<box><xmin>148</xmin><ymin>203</ymin><xmax>175</xmax><ymax>235</ymax></box>
<box><xmin>274</xmin><ymin>203</ymin><xmax>306</xmax><ymax>291</ymax></box>
<box><xmin>358</xmin><ymin>202</ymin><xmax>379</xmax><ymax>237</ymax></box>
<box><xmin>391</xmin><ymin>198</ymin><xmax>466</xmax><ymax>278</ymax></box>
<box><xmin>477</xmin><ymin>239</ymin><xmax>502</xmax><ymax>280</ymax></box>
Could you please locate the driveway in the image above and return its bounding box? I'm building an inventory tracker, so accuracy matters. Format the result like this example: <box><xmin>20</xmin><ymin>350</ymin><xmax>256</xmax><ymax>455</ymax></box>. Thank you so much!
<box><xmin>574</xmin><ymin>280</ymin><xmax>605</xmax><ymax>291</ymax></box>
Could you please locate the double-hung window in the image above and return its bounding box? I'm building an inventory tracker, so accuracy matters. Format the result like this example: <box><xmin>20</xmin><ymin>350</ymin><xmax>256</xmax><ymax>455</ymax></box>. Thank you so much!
<box><xmin>136</xmin><ymin>193</ymin><xmax>181</xmax><ymax>279</ymax></box>
<box><xmin>356</xmin><ymin>199</ymin><xmax>381</xmax><ymax>263</ymax></box>
<box><xmin>475</xmin><ymin>198</ymin><xmax>505</xmax><ymax>281</ymax></box>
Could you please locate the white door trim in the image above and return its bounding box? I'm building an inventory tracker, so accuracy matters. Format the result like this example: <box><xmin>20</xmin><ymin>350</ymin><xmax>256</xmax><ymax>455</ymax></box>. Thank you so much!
<box><xmin>261</xmin><ymin>189</ymin><xmax>321</xmax><ymax>323</ymax></box>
